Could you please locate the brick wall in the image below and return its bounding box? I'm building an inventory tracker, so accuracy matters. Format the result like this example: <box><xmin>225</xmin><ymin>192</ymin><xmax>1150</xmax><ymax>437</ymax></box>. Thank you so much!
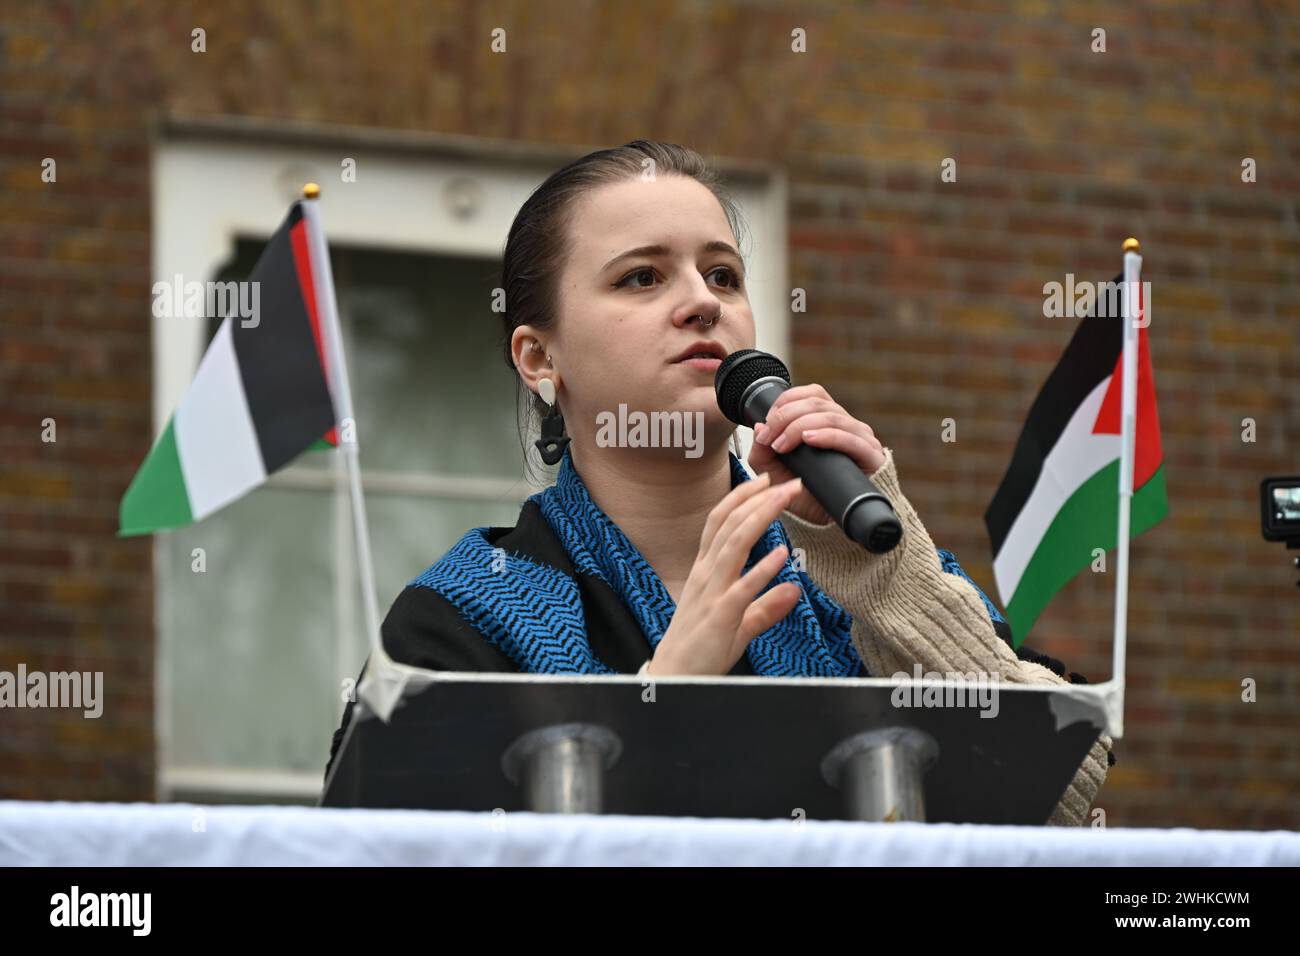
<box><xmin>2</xmin><ymin>0</ymin><xmax>1296</xmax><ymax>826</ymax></box>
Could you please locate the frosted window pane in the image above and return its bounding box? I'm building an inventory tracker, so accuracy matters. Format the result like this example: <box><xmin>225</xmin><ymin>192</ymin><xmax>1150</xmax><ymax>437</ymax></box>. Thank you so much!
<box><xmin>162</xmin><ymin>487</ymin><xmax>336</xmax><ymax>772</ymax></box>
<box><xmin>338</xmin><ymin>252</ymin><xmax>524</xmax><ymax>478</ymax></box>
<box><xmin>168</xmin><ymin>243</ymin><xmax>533</xmax><ymax>790</ymax></box>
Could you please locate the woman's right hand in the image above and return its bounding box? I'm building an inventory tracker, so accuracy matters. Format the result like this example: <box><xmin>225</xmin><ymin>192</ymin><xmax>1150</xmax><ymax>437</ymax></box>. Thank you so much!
<box><xmin>647</xmin><ymin>472</ymin><xmax>805</xmax><ymax>676</ymax></box>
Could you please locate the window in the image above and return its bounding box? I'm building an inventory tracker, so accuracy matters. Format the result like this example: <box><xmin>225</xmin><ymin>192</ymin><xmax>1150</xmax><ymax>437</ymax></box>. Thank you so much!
<box><xmin>161</xmin><ymin>244</ymin><xmax>526</xmax><ymax>799</ymax></box>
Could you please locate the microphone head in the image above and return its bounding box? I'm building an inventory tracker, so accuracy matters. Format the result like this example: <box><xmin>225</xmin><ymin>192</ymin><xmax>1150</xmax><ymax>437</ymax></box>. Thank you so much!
<box><xmin>714</xmin><ymin>349</ymin><xmax>791</xmax><ymax>425</ymax></box>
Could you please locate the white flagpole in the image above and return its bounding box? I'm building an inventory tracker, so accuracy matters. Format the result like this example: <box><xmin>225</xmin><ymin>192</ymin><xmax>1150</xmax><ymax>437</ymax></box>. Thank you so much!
<box><xmin>1112</xmin><ymin>237</ymin><xmax>1143</xmax><ymax>725</ymax></box>
<box><xmin>300</xmin><ymin>184</ymin><xmax>384</xmax><ymax>659</ymax></box>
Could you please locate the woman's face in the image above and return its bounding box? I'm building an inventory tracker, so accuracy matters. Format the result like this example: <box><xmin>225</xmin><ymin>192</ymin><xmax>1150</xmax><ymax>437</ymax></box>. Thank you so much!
<box><xmin>542</xmin><ymin>174</ymin><xmax>755</xmax><ymax>455</ymax></box>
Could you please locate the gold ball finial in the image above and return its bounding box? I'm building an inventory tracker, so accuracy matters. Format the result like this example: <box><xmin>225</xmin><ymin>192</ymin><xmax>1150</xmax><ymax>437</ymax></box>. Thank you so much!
<box><xmin>1123</xmin><ymin>237</ymin><xmax>1140</xmax><ymax>252</ymax></box>
<box><xmin>303</xmin><ymin>182</ymin><xmax>321</xmax><ymax>199</ymax></box>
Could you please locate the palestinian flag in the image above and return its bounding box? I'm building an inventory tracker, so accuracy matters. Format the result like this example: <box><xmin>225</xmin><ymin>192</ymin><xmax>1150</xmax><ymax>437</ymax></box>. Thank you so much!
<box><xmin>119</xmin><ymin>202</ymin><xmax>337</xmax><ymax>536</ymax></box>
<box><xmin>984</xmin><ymin>274</ymin><xmax>1168</xmax><ymax>646</ymax></box>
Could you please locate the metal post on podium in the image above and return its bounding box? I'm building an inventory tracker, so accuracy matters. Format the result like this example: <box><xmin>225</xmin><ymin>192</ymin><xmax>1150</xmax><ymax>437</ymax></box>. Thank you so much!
<box><xmin>501</xmin><ymin>723</ymin><xmax>622</xmax><ymax>814</ymax></box>
<box><xmin>820</xmin><ymin>727</ymin><xmax>939</xmax><ymax>822</ymax></box>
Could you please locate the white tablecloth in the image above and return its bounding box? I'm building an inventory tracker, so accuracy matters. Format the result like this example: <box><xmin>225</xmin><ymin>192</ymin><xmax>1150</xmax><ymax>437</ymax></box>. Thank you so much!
<box><xmin>2</xmin><ymin>801</ymin><xmax>1296</xmax><ymax>866</ymax></box>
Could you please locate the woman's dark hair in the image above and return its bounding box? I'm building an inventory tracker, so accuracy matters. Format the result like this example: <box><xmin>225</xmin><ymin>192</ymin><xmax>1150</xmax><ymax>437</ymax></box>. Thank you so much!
<box><xmin>499</xmin><ymin>139</ymin><xmax>747</xmax><ymax>479</ymax></box>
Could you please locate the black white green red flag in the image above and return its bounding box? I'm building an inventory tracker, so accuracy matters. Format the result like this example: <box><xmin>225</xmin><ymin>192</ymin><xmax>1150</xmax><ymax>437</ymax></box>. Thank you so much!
<box><xmin>985</xmin><ymin>264</ymin><xmax>1168</xmax><ymax>647</ymax></box>
<box><xmin>118</xmin><ymin>202</ymin><xmax>338</xmax><ymax>536</ymax></box>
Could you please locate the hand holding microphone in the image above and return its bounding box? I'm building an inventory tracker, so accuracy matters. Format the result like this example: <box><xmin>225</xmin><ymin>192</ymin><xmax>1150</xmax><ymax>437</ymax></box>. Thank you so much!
<box><xmin>650</xmin><ymin>350</ymin><xmax>900</xmax><ymax>676</ymax></box>
<box><xmin>714</xmin><ymin>350</ymin><xmax>902</xmax><ymax>554</ymax></box>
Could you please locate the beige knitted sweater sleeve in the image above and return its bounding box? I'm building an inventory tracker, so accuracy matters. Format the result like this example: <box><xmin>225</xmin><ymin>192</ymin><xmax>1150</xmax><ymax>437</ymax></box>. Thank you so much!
<box><xmin>778</xmin><ymin>446</ymin><xmax>1111</xmax><ymax>827</ymax></box>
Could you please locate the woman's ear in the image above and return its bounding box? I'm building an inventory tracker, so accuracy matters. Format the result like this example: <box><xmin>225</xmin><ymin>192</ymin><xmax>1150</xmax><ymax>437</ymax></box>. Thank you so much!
<box><xmin>510</xmin><ymin>325</ymin><xmax>557</xmax><ymax>396</ymax></box>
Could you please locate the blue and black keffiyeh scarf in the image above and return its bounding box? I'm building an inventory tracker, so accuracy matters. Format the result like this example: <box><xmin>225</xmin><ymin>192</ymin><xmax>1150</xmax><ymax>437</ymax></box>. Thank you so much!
<box><xmin>407</xmin><ymin>446</ymin><xmax>1011</xmax><ymax>678</ymax></box>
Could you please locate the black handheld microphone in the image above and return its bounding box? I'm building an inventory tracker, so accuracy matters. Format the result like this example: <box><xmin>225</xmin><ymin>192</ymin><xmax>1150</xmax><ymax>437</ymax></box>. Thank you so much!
<box><xmin>715</xmin><ymin>349</ymin><xmax>902</xmax><ymax>554</ymax></box>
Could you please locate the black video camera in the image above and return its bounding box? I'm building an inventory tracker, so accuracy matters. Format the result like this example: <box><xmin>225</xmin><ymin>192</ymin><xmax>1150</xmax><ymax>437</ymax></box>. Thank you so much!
<box><xmin>1261</xmin><ymin>476</ymin><xmax>1300</xmax><ymax>544</ymax></box>
<box><xmin>1261</xmin><ymin>476</ymin><xmax>1300</xmax><ymax>588</ymax></box>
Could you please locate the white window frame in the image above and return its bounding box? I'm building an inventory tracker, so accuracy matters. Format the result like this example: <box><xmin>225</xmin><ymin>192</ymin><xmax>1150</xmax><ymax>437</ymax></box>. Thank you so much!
<box><xmin>150</xmin><ymin>117</ymin><xmax>789</xmax><ymax>802</ymax></box>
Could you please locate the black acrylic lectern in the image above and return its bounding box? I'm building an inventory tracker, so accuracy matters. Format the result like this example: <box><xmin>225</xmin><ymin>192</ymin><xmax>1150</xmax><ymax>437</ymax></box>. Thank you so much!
<box><xmin>321</xmin><ymin>673</ymin><xmax>1107</xmax><ymax>825</ymax></box>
